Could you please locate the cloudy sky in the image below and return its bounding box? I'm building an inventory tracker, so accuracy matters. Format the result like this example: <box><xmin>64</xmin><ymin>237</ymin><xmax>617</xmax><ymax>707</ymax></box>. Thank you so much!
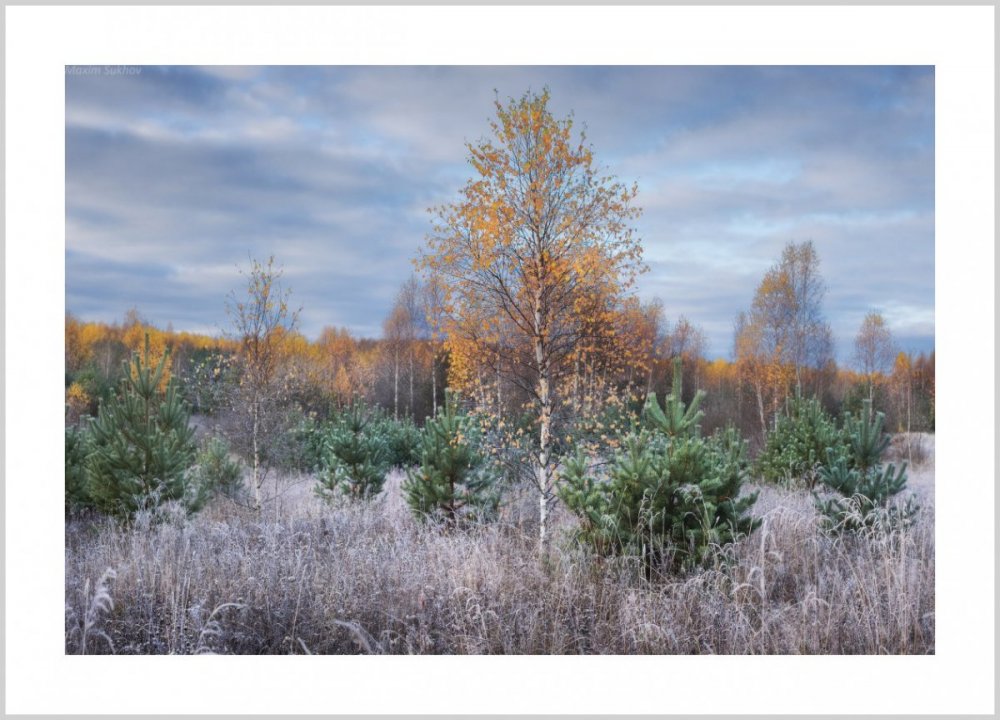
<box><xmin>66</xmin><ymin>65</ymin><xmax>934</xmax><ymax>362</ymax></box>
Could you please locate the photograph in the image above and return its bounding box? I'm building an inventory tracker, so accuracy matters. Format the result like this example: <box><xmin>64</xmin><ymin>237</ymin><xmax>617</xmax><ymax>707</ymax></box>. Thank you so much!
<box><xmin>62</xmin><ymin>65</ymin><xmax>937</xmax><ymax>657</ymax></box>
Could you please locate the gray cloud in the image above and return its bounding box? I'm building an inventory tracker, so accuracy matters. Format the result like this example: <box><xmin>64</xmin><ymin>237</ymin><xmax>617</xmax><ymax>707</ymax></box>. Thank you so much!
<box><xmin>66</xmin><ymin>66</ymin><xmax>934</xmax><ymax>362</ymax></box>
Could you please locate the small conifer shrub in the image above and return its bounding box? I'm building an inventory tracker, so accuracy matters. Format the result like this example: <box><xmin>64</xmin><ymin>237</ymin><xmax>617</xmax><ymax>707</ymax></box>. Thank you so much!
<box><xmin>561</xmin><ymin>362</ymin><xmax>759</xmax><ymax>573</ymax></box>
<box><xmin>282</xmin><ymin>414</ymin><xmax>326</xmax><ymax>473</ymax></box>
<box><xmin>189</xmin><ymin>436</ymin><xmax>245</xmax><ymax>508</ymax></box>
<box><xmin>814</xmin><ymin>399</ymin><xmax>918</xmax><ymax>532</ymax></box>
<box><xmin>561</xmin><ymin>428</ymin><xmax>759</xmax><ymax>573</ymax></box>
<box><xmin>403</xmin><ymin>393</ymin><xmax>499</xmax><ymax>525</ymax></box>
<box><xmin>314</xmin><ymin>400</ymin><xmax>389</xmax><ymax>500</ymax></box>
<box><xmin>65</xmin><ymin>423</ymin><xmax>93</xmax><ymax>514</ymax></box>
<box><xmin>755</xmin><ymin>393</ymin><xmax>845</xmax><ymax>487</ymax></box>
<box><xmin>375</xmin><ymin>415</ymin><xmax>422</xmax><ymax>469</ymax></box>
<box><xmin>85</xmin><ymin>337</ymin><xmax>196</xmax><ymax>519</ymax></box>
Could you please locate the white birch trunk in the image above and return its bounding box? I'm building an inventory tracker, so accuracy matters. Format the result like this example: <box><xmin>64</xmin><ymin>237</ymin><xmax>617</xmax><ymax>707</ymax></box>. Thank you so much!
<box><xmin>252</xmin><ymin>401</ymin><xmax>261</xmax><ymax>510</ymax></box>
<box><xmin>393</xmin><ymin>347</ymin><xmax>399</xmax><ymax>421</ymax></box>
<box><xmin>534</xmin><ymin>298</ymin><xmax>552</xmax><ymax>555</ymax></box>
<box><xmin>408</xmin><ymin>348</ymin><xmax>414</xmax><ymax>419</ymax></box>
<box><xmin>431</xmin><ymin>351</ymin><xmax>437</xmax><ymax>417</ymax></box>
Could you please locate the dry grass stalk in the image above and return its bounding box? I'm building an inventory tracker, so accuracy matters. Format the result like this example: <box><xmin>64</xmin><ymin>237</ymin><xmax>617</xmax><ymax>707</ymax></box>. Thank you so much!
<box><xmin>66</xmin><ymin>568</ymin><xmax>117</xmax><ymax>654</ymax></box>
<box><xmin>65</xmin><ymin>459</ymin><xmax>934</xmax><ymax>655</ymax></box>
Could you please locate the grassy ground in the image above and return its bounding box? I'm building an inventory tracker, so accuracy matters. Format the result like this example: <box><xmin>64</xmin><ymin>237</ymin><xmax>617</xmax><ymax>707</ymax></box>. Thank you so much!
<box><xmin>65</xmin><ymin>438</ymin><xmax>935</xmax><ymax>655</ymax></box>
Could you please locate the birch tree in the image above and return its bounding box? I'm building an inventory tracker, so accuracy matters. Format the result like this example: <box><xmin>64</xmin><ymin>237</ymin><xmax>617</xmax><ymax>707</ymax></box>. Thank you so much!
<box><xmin>854</xmin><ymin>310</ymin><xmax>896</xmax><ymax>407</ymax></box>
<box><xmin>734</xmin><ymin>241</ymin><xmax>833</xmax><ymax>439</ymax></box>
<box><xmin>225</xmin><ymin>256</ymin><xmax>300</xmax><ymax>510</ymax></box>
<box><xmin>418</xmin><ymin>89</ymin><xmax>644</xmax><ymax>552</ymax></box>
<box><xmin>780</xmin><ymin>241</ymin><xmax>831</xmax><ymax>391</ymax></box>
<box><xmin>382</xmin><ymin>299</ymin><xmax>413</xmax><ymax>421</ymax></box>
<box><xmin>418</xmin><ymin>276</ymin><xmax>447</xmax><ymax>417</ymax></box>
<box><xmin>397</xmin><ymin>276</ymin><xmax>423</xmax><ymax>419</ymax></box>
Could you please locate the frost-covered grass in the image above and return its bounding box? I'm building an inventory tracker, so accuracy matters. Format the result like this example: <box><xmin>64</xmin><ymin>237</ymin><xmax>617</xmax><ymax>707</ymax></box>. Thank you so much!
<box><xmin>65</xmin><ymin>443</ymin><xmax>934</xmax><ymax>654</ymax></box>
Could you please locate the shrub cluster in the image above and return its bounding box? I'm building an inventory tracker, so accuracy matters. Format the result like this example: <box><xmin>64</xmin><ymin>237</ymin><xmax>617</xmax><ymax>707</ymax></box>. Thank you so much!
<box><xmin>813</xmin><ymin>399</ymin><xmax>918</xmax><ymax>532</ymax></box>
<box><xmin>314</xmin><ymin>401</ymin><xmax>391</xmax><ymax>500</ymax></box>
<box><xmin>187</xmin><ymin>436</ymin><xmax>245</xmax><ymax>509</ymax></box>
<box><xmin>560</xmin><ymin>427</ymin><xmax>759</xmax><ymax>573</ymax></box>
<box><xmin>278</xmin><ymin>413</ymin><xmax>332</xmax><ymax>473</ymax></box>
<box><xmin>83</xmin><ymin>339</ymin><xmax>197</xmax><ymax>518</ymax></box>
<box><xmin>559</xmin><ymin>360</ymin><xmax>759</xmax><ymax>573</ymax></box>
<box><xmin>752</xmin><ymin>391</ymin><xmax>919</xmax><ymax>533</ymax></box>
<box><xmin>755</xmin><ymin>393</ymin><xmax>844</xmax><ymax>488</ymax></box>
<box><xmin>65</xmin><ymin>337</ymin><xmax>245</xmax><ymax>520</ymax></box>
<box><xmin>306</xmin><ymin>400</ymin><xmax>425</xmax><ymax>501</ymax></box>
<box><xmin>378</xmin><ymin>415</ymin><xmax>421</xmax><ymax>469</ymax></box>
<box><xmin>403</xmin><ymin>393</ymin><xmax>499</xmax><ymax>525</ymax></box>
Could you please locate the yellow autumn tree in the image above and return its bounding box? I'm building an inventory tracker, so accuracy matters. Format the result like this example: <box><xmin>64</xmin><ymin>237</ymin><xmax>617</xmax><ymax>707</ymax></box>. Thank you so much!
<box><xmin>735</xmin><ymin>241</ymin><xmax>832</xmax><ymax>440</ymax></box>
<box><xmin>315</xmin><ymin>325</ymin><xmax>359</xmax><ymax>405</ymax></box>
<box><xmin>65</xmin><ymin>313</ymin><xmax>88</xmax><ymax>374</ymax></box>
<box><xmin>65</xmin><ymin>381</ymin><xmax>91</xmax><ymax>424</ymax></box>
<box><xmin>331</xmin><ymin>365</ymin><xmax>353</xmax><ymax>405</ymax></box>
<box><xmin>418</xmin><ymin>89</ymin><xmax>644</xmax><ymax>552</ymax></box>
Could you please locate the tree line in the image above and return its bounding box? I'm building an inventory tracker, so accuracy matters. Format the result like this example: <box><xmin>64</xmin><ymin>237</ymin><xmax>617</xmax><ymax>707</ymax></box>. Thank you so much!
<box><xmin>66</xmin><ymin>294</ymin><xmax>933</xmax><ymax>444</ymax></box>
